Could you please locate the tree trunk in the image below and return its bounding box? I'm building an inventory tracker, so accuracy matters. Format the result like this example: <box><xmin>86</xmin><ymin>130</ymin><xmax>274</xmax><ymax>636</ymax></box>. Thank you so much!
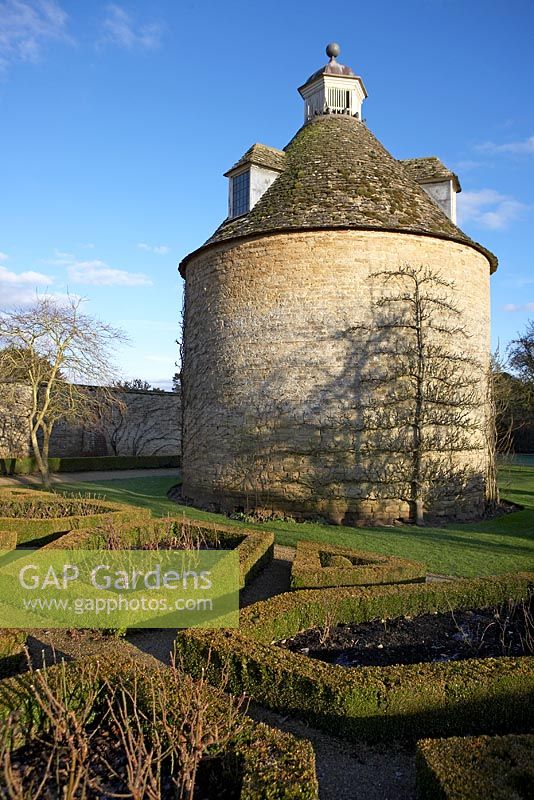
<box><xmin>42</xmin><ymin>423</ymin><xmax>51</xmax><ymax>485</ymax></box>
<box><xmin>485</xmin><ymin>370</ymin><xmax>500</xmax><ymax>506</ymax></box>
<box><xmin>414</xmin><ymin>496</ymin><xmax>424</xmax><ymax>526</ymax></box>
<box><xmin>30</xmin><ymin>426</ymin><xmax>50</xmax><ymax>490</ymax></box>
<box><xmin>412</xmin><ymin>283</ymin><xmax>425</xmax><ymax>526</ymax></box>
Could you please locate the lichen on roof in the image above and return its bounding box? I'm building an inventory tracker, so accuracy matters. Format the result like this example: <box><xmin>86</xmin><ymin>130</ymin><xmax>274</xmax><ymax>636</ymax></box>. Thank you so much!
<box><xmin>400</xmin><ymin>156</ymin><xmax>461</xmax><ymax>192</ymax></box>
<box><xmin>224</xmin><ymin>143</ymin><xmax>286</xmax><ymax>176</ymax></box>
<box><xmin>182</xmin><ymin>115</ymin><xmax>497</xmax><ymax>273</ymax></box>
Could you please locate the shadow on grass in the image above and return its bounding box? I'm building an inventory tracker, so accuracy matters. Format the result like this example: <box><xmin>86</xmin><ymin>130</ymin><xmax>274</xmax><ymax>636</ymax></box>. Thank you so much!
<box><xmin>49</xmin><ymin>473</ymin><xmax>534</xmax><ymax>578</ymax></box>
<box><xmin>58</xmin><ymin>478</ymin><xmax>180</xmax><ymax>518</ymax></box>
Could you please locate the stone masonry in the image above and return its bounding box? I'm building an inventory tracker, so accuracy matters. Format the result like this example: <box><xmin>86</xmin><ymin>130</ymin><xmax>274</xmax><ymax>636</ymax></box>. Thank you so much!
<box><xmin>181</xmin><ymin>229</ymin><xmax>491</xmax><ymax>524</ymax></box>
<box><xmin>0</xmin><ymin>384</ymin><xmax>33</xmax><ymax>458</ymax></box>
<box><xmin>0</xmin><ymin>386</ymin><xmax>181</xmax><ymax>459</ymax></box>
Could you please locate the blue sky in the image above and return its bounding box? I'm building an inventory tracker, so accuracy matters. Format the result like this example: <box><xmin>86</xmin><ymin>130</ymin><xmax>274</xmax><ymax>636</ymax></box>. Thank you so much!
<box><xmin>0</xmin><ymin>0</ymin><xmax>532</xmax><ymax>388</ymax></box>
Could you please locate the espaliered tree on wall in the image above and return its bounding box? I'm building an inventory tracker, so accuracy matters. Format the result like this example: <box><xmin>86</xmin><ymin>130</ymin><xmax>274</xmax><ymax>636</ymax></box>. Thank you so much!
<box><xmin>0</xmin><ymin>296</ymin><xmax>127</xmax><ymax>488</ymax></box>
<box><xmin>357</xmin><ymin>265</ymin><xmax>490</xmax><ymax>525</ymax></box>
<box><xmin>103</xmin><ymin>391</ymin><xmax>181</xmax><ymax>457</ymax></box>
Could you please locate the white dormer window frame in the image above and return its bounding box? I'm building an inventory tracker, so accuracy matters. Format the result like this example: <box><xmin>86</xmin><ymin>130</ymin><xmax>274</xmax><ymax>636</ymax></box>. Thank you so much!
<box><xmin>227</xmin><ymin>162</ymin><xmax>283</xmax><ymax>220</ymax></box>
<box><xmin>229</xmin><ymin>168</ymin><xmax>250</xmax><ymax>219</ymax></box>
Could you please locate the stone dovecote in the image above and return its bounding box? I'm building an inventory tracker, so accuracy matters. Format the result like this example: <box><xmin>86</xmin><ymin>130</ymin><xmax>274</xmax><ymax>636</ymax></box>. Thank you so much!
<box><xmin>179</xmin><ymin>46</ymin><xmax>497</xmax><ymax>525</ymax></box>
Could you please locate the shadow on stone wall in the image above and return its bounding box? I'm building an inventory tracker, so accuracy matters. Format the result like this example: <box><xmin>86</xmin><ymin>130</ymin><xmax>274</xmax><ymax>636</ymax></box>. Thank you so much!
<box><xmin>0</xmin><ymin>385</ymin><xmax>182</xmax><ymax>459</ymax></box>
<box><xmin>206</xmin><ymin>303</ymin><xmax>488</xmax><ymax>526</ymax></box>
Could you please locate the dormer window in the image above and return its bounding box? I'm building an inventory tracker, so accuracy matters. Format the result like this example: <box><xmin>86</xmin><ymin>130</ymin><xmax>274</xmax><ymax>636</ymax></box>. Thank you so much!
<box><xmin>225</xmin><ymin>143</ymin><xmax>286</xmax><ymax>220</ymax></box>
<box><xmin>399</xmin><ymin>157</ymin><xmax>461</xmax><ymax>224</ymax></box>
<box><xmin>231</xmin><ymin>170</ymin><xmax>250</xmax><ymax>218</ymax></box>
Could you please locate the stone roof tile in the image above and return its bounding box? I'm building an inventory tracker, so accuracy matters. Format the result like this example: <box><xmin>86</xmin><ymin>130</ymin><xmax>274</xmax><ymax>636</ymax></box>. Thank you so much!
<box><xmin>224</xmin><ymin>143</ymin><xmax>286</xmax><ymax>176</ymax></box>
<box><xmin>400</xmin><ymin>156</ymin><xmax>461</xmax><ymax>192</ymax></box>
<box><xmin>181</xmin><ymin>115</ymin><xmax>496</xmax><ymax>273</ymax></box>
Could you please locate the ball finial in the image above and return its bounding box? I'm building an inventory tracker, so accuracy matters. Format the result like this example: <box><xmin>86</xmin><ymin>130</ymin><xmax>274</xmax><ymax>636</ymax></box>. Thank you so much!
<box><xmin>326</xmin><ymin>42</ymin><xmax>340</xmax><ymax>59</ymax></box>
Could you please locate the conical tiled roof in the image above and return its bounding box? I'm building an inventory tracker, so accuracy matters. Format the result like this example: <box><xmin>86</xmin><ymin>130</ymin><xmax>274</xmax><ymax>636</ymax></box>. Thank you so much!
<box><xmin>181</xmin><ymin>115</ymin><xmax>497</xmax><ymax>273</ymax></box>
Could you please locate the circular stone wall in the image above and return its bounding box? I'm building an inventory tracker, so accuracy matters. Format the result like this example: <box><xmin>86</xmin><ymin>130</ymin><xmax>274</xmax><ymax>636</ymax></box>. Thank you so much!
<box><xmin>181</xmin><ymin>229</ymin><xmax>491</xmax><ymax>524</ymax></box>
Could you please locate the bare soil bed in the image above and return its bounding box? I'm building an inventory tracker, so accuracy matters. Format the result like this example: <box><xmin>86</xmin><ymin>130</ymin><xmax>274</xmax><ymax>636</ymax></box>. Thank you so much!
<box><xmin>6</xmin><ymin>724</ymin><xmax>234</xmax><ymax>800</ymax></box>
<box><xmin>278</xmin><ymin>600</ymin><xmax>533</xmax><ymax>667</ymax></box>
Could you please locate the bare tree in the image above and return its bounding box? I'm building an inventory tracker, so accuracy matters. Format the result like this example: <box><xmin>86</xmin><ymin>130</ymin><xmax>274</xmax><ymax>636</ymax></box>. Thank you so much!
<box><xmin>509</xmin><ymin>319</ymin><xmax>534</xmax><ymax>389</ymax></box>
<box><xmin>356</xmin><ymin>265</ymin><xmax>487</xmax><ymax>525</ymax></box>
<box><xmin>0</xmin><ymin>295</ymin><xmax>128</xmax><ymax>488</ymax></box>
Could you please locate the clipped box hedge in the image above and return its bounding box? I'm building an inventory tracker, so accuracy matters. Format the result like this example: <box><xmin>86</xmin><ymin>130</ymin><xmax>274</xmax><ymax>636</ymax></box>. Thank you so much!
<box><xmin>416</xmin><ymin>734</ymin><xmax>534</xmax><ymax>799</ymax></box>
<box><xmin>175</xmin><ymin>573</ymin><xmax>534</xmax><ymax>744</ymax></box>
<box><xmin>44</xmin><ymin>517</ymin><xmax>274</xmax><ymax>589</ymax></box>
<box><xmin>0</xmin><ymin>651</ymin><xmax>318</xmax><ymax>799</ymax></box>
<box><xmin>0</xmin><ymin>530</ymin><xmax>17</xmax><ymax>550</ymax></box>
<box><xmin>0</xmin><ymin>488</ymin><xmax>151</xmax><ymax>546</ymax></box>
<box><xmin>0</xmin><ymin>630</ymin><xmax>26</xmax><ymax>678</ymax></box>
<box><xmin>291</xmin><ymin>540</ymin><xmax>426</xmax><ymax>589</ymax></box>
<box><xmin>0</xmin><ymin>454</ymin><xmax>181</xmax><ymax>476</ymax></box>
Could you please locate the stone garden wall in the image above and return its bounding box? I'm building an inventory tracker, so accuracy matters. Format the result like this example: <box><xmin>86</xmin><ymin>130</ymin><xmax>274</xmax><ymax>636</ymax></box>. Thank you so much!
<box><xmin>0</xmin><ymin>385</ymin><xmax>181</xmax><ymax>459</ymax></box>
<box><xmin>0</xmin><ymin>384</ymin><xmax>33</xmax><ymax>458</ymax></box>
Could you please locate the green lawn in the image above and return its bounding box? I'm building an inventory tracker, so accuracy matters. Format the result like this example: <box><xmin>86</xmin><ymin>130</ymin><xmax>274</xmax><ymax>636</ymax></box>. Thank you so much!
<box><xmin>58</xmin><ymin>466</ymin><xmax>534</xmax><ymax>579</ymax></box>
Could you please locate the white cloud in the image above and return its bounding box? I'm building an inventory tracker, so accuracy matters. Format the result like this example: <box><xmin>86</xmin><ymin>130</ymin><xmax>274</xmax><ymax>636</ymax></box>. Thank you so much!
<box><xmin>0</xmin><ymin>251</ymin><xmax>8</xmax><ymax>261</ymax></box>
<box><xmin>0</xmin><ymin>264</ymin><xmax>54</xmax><ymax>305</ymax></box>
<box><xmin>513</xmin><ymin>275</ymin><xmax>534</xmax><ymax>287</ymax></box>
<box><xmin>154</xmin><ymin>381</ymin><xmax>173</xmax><ymax>390</ymax></box>
<box><xmin>121</xmin><ymin>373</ymin><xmax>174</xmax><ymax>391</ymax></box>
<box><xmin>42</xmin><ymin>247</ymin><xmax>76</xmax><ymax>266</ymax></box>
<box><xmin>0</xmin><ymin>264</ymin><xmax>51</xmax><ymax>285</ymax></box>
<box><xmin>137</xmin><ymin>242</ymin><xmax>170</xmax><ymax>255</ymax></box>
<box><xmin>503</xmin><ymin>302</ymin><xmax>534</xmax><ymax>313</ymax></box>
<box><xmin>68</xmin><ymin>259</ymin><xmax>152</xmax><ymax>287</ymax></box>
<box><xmin>0</xmin><ymin>0</ymin><xmax>72</xmax><ymax>73</ymax></box>
<box><xmin>457</xmin><ymin>188</ymin><xmax>526</xmax><ymax>230</ymax></box>
<box><xmin>100</xmin><ymin>4</ymin><xmax>163</xmax><ymax>50</ymax></box>
<box><xmin>476</xmin><ymin>135</ymin><xmax>534</xmax><ymax>156</ymax></box>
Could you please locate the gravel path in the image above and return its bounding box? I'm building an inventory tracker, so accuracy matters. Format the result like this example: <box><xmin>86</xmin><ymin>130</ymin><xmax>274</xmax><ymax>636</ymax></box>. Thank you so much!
<box><xmin>240</xmin><ymin>544</ymin><xmax>294</xmax><ymax>605</ymax></box>
<box><xmin>125</xmin><ymin>546</ymin><xmax>417</xmax><ymax>800</ymax></box>
<box><xmin>19</xmin><ymin>497</ymin><xmax>421</xmax><ymax>799</ymax></box>
<box><xmin>248</xmin><ymin>704</ymin><xmax>415</xmax><ymax>800</ymax></box>
<box><xmin>239</xmin><ymin>547</ymin><xmax>416</xmax><ymax>799</ymax></box>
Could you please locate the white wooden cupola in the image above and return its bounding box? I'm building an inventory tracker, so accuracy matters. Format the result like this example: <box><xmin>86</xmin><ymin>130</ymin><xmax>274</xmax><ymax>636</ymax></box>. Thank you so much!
<box><xmin>298</xmin><ymin>42</ymin><xmax>367</xmax><ymax>123</ymax></box>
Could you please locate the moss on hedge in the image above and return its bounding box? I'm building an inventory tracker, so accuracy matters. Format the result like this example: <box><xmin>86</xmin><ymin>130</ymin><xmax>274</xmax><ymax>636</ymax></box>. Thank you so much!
<box><xmin>0</xmin><ymin>530</ymin><xmax>17</xmax><ymax>550</ymax></box>
<box><xmin>0</xmin><ymin>488</ymin><xmax>151</xmax><ymax>545</ymax></box>
<box><xmin>175</xmin><ymin>573</ymin><xmax>534</xmax><ymax>744</ymax></box>
<box><xmin>240</xmin><ymin>572</ymin><xmax>534</xmax><ymax>643</ymax></box>
<box><xmin>416</xmin><ymin>734</ymin><xmax>534</xmax><ymax>799</ymax></box>
<box><xmin>0</xmin><ymin>652</ymin><xmax>318</xmax><ymax>799</ymax></box>
<box><xmin>0</xmin><ymin>630</ymin><xmax>26</xmax><ymax>679</ymax></box>
<box><xmin>0</xmin><ymin>454</ymin><xmax>181</xmax><ymax>475</ymax></box>
<box><xmin>291</xmin><ymin>540</ymin><xmax>426</xmax><ymax>589</ymax></box>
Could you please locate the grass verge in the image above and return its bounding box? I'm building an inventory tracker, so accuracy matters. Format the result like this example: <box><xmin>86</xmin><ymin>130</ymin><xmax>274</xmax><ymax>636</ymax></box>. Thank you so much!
<box><xmin>55</xmin><ymin>464</ymin><xmax>534</xmax><ymax>578</ymax></box>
